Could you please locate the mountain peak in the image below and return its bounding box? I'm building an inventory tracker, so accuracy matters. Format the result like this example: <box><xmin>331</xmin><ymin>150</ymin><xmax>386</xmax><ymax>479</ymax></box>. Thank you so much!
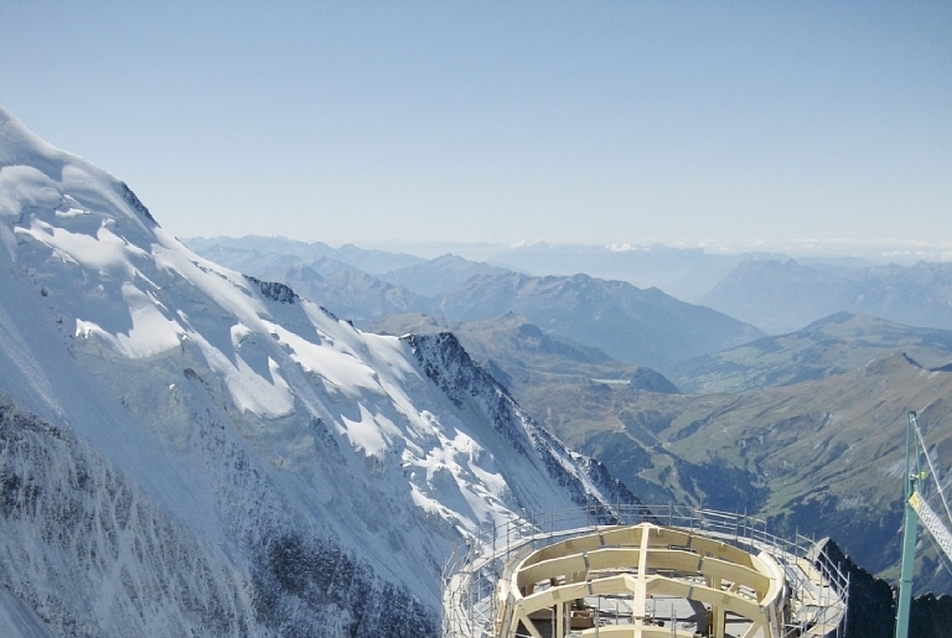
<box><xmin>0</xmin><ymin>105</ymin><xmax>61</xmax><ymax>168</ymax></box>
<box><xmin>0</xmin><ymin>107</ymin><xmax>630</xmax><ymax>637</ymax></box>
<box><xmin>0</xmin><ymin>107</ymin><xmax>158</xmax><ymax>267</ymax></box>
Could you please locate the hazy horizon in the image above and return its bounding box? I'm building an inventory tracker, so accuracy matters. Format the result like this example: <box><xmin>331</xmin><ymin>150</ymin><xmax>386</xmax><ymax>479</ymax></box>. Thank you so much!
<box><xmin>3</xmin><ymin>2</ymin><xmax>949</xmax><ymax>251</ymax></box>
<box><xmin>186</xmin><ymin>233</ymin><xmax>952</xmax><ymax>265</ymax></box>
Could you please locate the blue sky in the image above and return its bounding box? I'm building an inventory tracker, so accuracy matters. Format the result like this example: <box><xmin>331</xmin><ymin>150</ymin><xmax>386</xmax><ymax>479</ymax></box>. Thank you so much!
<box><xmin>1</xmin><ymin>1</ymin><xmax>950</xmax><ymax>252</ymax></box>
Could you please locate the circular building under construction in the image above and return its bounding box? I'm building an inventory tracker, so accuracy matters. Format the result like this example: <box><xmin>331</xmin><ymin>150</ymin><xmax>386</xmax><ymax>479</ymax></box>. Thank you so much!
<box><xmin>443</xmin><ymin>507</ymin><xmax>849</xmax><ymax>638</ymax></box>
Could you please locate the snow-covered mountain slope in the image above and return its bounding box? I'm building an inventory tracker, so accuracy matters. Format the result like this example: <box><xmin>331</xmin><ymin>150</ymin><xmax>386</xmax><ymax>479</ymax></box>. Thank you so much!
<box><xmin>0</xmin><ymin>106</ymin><xmax>633</xmax><ymax>637</ymax></box>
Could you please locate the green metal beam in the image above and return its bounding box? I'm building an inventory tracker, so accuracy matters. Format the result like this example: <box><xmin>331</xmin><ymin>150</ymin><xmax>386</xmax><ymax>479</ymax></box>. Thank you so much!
<box><xmin>894</xmin><ymin>411</ymin><xmax>920</xmax><ymax>638</ymax></box>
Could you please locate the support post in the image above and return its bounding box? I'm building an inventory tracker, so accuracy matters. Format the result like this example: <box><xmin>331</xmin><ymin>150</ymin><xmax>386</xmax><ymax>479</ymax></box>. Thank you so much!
<box><xmin>895</xmin><ymin>411</ymin><xmax>920</xmax><ymax>638</ymax></box>
<box><xmin>711</xmin><ymin>576</ymin><xmax>725</xmax><ymax>638</ymax></box>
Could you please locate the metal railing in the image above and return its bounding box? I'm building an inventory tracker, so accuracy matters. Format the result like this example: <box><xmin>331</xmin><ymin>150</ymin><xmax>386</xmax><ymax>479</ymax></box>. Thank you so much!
<box><xmin>442</xmin><ymin>505</ymin><xmax>850</xmax><ymax>638</ymax></box>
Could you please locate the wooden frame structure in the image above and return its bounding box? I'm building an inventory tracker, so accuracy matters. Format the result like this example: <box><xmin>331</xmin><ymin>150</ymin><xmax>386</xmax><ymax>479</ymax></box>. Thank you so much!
<box><xmin>493</xmin><ymin>522</ymin><xmax>786</xmax><ymax>638</ymax></box>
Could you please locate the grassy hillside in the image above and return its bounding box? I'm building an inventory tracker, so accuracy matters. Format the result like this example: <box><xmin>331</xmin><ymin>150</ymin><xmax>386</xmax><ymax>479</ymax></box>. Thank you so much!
<box><xmin>529</xmin><ymin>353</ymin><xmax>952</xmax><ymax>593</ymax></box>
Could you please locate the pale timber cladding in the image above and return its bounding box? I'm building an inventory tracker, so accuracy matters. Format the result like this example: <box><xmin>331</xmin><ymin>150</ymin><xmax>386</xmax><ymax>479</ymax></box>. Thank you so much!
<box><xmin>496</xmin><ymin>523</ymin><xmax>785</xmax><ymax>638</ymax></box>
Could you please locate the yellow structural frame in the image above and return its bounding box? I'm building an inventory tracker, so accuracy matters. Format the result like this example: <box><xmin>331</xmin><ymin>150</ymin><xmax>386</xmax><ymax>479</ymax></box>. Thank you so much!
<box><xmin>494</xmin><ymin>522</ymin><xmax>786</xmax><ymax>638</ymax></box>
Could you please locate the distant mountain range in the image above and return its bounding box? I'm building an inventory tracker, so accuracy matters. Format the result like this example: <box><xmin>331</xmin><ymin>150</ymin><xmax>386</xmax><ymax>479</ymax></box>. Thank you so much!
<box><xmin>192</xmin><ymin>237</ymin><xmax>952</xmax><ymax>343</ymax></box>
<box><xmin>669</xmin><ymin>312</ymin><xmax>952</xmax><ymax>394</ymax></box>
<box><xmin>187</xmin><ymin>240</ymin><xmax>765</xmax><ymax>371</ymax></box>
<box><xmin>186</xmin><ymin>236</ymin><xmax>766</xmax><ymax>302</ymax></box>
<box><xmin>185</xmin><ymin>235</ymin><xmax>425</xmax><ymax>275</ymax></box>
<box><xmin>703</xmin><ymin>258</ymin><xmax>952</xmax><ymax>334</ymax></box>
<box><xmin>279</xmin><ymin>259</ymin><xmax>431</xmax><ymax>323</ymax></box>
<box><xmin>431</xmin><ymin>270</ymin><xmax>764</xmax><ymax>370</ymax></box>
<box><xmin>377</xmin><ymin>253</ymin><xmax>511</xmax><ymax>296</ymax></box>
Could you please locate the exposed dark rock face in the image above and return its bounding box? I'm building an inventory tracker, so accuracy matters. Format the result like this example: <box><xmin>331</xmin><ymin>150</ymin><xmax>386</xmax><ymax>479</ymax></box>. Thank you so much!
<box><xmin>118</xmin><ymin>182</ymin><xmax>156</xmax><ymax>225</ymax></box>
<box><xmin>0</xmin><ymin>397</ymin><xmax>441</xmax><ymax>638</ymax></box>
<box><xmin>244</xmin><ymin>275</ymin><xmax>299</xmax><ymax>304</ymax></box>
<box><xmin>0</xmin><ymin>401</ymin><xmax>251</xmax><ymax>637</ymax></box>
<box><xmin>404</xmin><ymin>331</ymin><xmax>639</xmax><ymax>521</ymax></box>
<box><xmin>250</xmin><ymin>532</ymin><xmax>437</xmax><ymax>638</ymax></box>
<box><xmin>817</xmin><ymin>538</ymin><xmax>952</xmax><ymax>638</ymax></box>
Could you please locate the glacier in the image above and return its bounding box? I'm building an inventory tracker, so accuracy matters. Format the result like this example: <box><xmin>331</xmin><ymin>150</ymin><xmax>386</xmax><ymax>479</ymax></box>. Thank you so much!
<box><xmin>0</xmin><ymin>106</ymin><xmax>633</xmax><ymax>637</ymax></box>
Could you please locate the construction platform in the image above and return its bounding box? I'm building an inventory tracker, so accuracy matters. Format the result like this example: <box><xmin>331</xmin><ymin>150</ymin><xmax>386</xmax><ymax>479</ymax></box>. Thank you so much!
<box><xmin>442</xmin><ymin>506</ymin><xmax>849</xmax><ymax>638</ymax></box>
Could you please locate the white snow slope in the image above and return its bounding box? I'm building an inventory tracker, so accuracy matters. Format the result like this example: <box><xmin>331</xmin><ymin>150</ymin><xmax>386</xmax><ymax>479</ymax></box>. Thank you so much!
<box><xmin>0</xmin><ymin>107</ymin><xmax>633</xmax><ymax>638</ymax></box>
